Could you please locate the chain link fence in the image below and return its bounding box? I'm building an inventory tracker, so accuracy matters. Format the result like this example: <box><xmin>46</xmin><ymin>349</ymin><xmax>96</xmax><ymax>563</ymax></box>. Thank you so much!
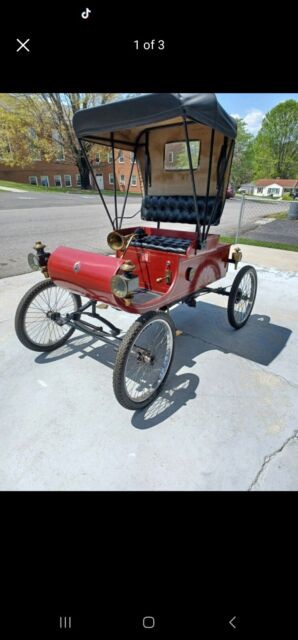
<box><xmin>234</xmin><ymin>195</ymin><xmax>290</xmax><ymax>242</ymax></box>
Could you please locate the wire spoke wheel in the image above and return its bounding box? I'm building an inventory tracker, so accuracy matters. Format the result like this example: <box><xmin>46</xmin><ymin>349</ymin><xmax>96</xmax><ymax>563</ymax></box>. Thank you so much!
<box><xmin>228</xmin><ymin>265</ymin><xmax>257</xmax><ymax>329</ymax></box>
<box><xmin>113</xmin><ymin>311</ymin><xmax>175</xmax><ymax>410</ymax></box>
<box><xmin>15</xmin><ymin>279</ymin><xmax>81</xmax><ymax>352</ymax></box>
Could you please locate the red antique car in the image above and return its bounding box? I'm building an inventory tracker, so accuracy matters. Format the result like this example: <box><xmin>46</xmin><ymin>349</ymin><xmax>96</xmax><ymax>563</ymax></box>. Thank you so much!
<box><xmin>15</xmin><ymin>93</ymin><xmax>257</xmax><ymax>410</ymax></box>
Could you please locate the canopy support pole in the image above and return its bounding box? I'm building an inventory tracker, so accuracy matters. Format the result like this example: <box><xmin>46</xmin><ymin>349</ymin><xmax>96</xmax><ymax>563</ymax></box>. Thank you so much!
<box><xmin>144</xmin><ymin>130</ymin><xmax>151</xmax><ymax>196</ymax></box>
<box><xmin>78</xmin><ymin>139</ymin><xmax>115</xmax><ymax>230</ymax></box>
<box><xmin>119</xmin><ymin>142</ymin><xmax>139</xmax><ymax>230</ymax></box>
<box><xmin>183</xmin><ymin>117</ymin><xmax>201</xmax><ymax>251</ymax></box>
<box><xmin>202</xmin><ymin>128</ymin><xmax>214</xmax><ymax>242</ymax></box>
<box><xmin>111</xmin><ymin>133</ymin><xmax>118</xmax><ymax>230</ymax></box>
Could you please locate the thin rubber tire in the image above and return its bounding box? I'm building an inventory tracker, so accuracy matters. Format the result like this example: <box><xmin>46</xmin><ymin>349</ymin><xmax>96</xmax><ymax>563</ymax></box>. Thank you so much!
<box><xmin>15</xmin><ymin>279</ymin><xmax>81</xmax><ymax>352</ymax></box>
<box><xmin>113</xmin><ymin>310</ymin><xmax>175</xmax><ymax>410</ymax></box>
<box><xmin>227</xmin><ymin>265</ymin><xmax>257</xmax><ymax>329</ymax></box>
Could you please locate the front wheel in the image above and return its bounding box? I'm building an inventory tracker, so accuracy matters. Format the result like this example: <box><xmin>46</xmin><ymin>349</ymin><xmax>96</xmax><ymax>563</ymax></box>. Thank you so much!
<box><xmin>15</xmin><ymin>279</ymin><xmax>82</xmax><ymax>352</ymax></box>
<box><xmin>227</xmin><ymin>265</ymin><xmax>257</xmax><ymax>329</ymax></box>
<box><xmin>113</xmin><ymin>311</ymin><xmax>175</xmax><ymax>410</ymax></box>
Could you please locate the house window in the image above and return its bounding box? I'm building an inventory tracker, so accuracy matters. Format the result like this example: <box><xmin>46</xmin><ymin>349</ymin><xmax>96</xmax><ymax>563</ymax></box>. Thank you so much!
<box><xmin>29</xmin><ymin>176</ymin><xmax>38</xmax><ymax>185</ymax></box>
<box><xmin>257</xmin><ymin>187</ymin><xmax>263</xmax><ymax>194</ymax></box>
<box><xmin>130</xmin><ymin>152</ymin><xmax>135</xmax><ymax>164</ymax></box>
<box><xmin>76</xmin><ymin>174</ymin><xmax>81</xmax><ymax>186</ymax></box>
<box><xmin>54</xmin><ymin>175</ymin><xmax>62</xmax><ymax>187</ymax></box>
<box><xmin>0</xmin><ymin>132</ymin><xmax>13</xmax><ymax>158</ymax></box>
<box><xmin>267</xmin><ymin>187</ymin><xmax>280</xmax><ymax>195</ymax></box>
<box><xmin>118</xmin><ymin>150</ymin><xmax>124</xmax><ymax>163</ymax></box>
<box><xmin>52</xmin><ymin>129</ymin><xmax>65</xmax><ymax>161</ymax></box>
<box><xmin>131</xmin><ymin>175</ymin><xmax>137</xmax><ymax>186</ymax></box>
<box><xmin>0</xmin><ymin>124</ymin><xmax>12</xmax><ymax>160</ymax></box>
<box><xmin>120</xmin><ymin>174</ymin><xmax>125</xmax><ymax>185</ymax></box>
<box><xmin>41</xmin><ymin>176</ymin><xmax>49</xmax><ymax>187</ymax></box>
<box><xmin>64</xmin><ymin>175</ymin><xmax>72</xmax><ymax>187</ymax></box>
<box><xmin>95</xmin><ymin>153</ymin><xmax>100</xmax><ymax>164</ymax></box>
<box><xmin>28</xmin><ymin>127</ymin><xmax>41</xmax><ymax>161</ymax></box>
<box><xmin>32</xmin><ymin>149</ymin><xmax>41</xmax><ymax>161</ymax></box>
<box><xmin>164</xmin><ymin>141</ymin><xmax>200</xmax><ymax>170</ymax></box>
<box><xmin>108</xmin><ymin>151</ymin><xmax>113</xmax><ymax>163</ymax></box>
<box><xmin>109</xmin><ymin>173</ymin><xmax>114</xmax><ymax>185</ymax></box>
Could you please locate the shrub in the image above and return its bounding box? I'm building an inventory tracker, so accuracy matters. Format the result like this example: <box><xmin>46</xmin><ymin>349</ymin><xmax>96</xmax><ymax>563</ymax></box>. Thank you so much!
<box><xmin>282</xmin><ymin>193</ymin><xmax>293</xmax><ymax>201</ymax></box>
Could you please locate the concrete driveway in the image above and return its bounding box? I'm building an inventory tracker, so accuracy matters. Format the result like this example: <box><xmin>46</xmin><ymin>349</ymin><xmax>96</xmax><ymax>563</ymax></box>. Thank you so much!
<box><xmin>1</xmin><ymin>248</ymin><xmax>297</xmax><ymax>491</ymax></box>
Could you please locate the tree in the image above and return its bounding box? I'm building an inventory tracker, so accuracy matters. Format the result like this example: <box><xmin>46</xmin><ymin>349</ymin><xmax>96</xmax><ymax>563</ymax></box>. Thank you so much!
<box><xmin>40</xmin><ymin>94</ymin><xmax>119</xmax><ymax>188</ymax></box>
<box><xmin>0</xmin><ymin>93</ymin><xmax>119</xmax><ymax>188</ymax></box>
<box><xmin>0</xmin><ymin>94</ymin><xmax>56</xmax><ymax>167</ymax></box>
<box><xmin>230</xmin><ymin>118</ymin><xmax>254</xmax><ymax>188</ymax></box>
<box><xmin>175</xmin><ymin>141</ymin><xmax>199</xmax><ymax>169</ymax></box>
<box><xmin>253</xmin><ymin>100</ymin><xmax>298</xmax><ymax>179</ymax></box>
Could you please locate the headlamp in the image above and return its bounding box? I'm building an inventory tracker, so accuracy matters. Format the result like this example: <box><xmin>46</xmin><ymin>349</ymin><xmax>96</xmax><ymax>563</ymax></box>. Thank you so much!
<box><xmin>111</xmin><ymin>274</ymin><xmax>139</xmax><ymax>298</ymax></box>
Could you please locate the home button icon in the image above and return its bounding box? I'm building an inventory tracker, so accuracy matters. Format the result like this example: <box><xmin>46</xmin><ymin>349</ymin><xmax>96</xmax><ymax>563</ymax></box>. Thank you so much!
<box><xmin>143</xmin><ymin>616</ymin><xmax>155</xmax><ymax>629</ymax></box>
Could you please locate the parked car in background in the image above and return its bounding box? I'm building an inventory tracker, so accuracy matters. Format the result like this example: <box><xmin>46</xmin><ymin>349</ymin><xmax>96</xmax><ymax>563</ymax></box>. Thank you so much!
<box><xmin>292</xmin><ymin>190</ymin><xmax>298</xmax><ymax>199</ymax></box>
<box><xmin>226</xmin><ymin>184</ymin><xmax>235</xmax><ymax>198</ymax></box>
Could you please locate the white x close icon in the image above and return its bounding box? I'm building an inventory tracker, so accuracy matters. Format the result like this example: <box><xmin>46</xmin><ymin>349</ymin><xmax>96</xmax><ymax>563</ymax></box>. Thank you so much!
<box><xmin>16</xmin><ymin>38</ymin><xmax>30</xmax><ymax>53</ymax></box>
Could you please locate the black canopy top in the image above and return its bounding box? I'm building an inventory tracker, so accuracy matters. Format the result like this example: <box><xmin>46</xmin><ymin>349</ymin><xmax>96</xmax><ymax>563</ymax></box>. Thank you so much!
<box><xmin>73</xmin><ymin>93</ymin><xmax>237</xmax><ymax>142</ymax></box>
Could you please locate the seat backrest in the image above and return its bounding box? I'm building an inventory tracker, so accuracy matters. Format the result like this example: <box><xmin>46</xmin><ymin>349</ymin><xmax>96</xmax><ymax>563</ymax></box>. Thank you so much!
<box><xmin>141</xmin><ymin>195</ymin><xmax>222</xmax><ymax>226</ymax></box>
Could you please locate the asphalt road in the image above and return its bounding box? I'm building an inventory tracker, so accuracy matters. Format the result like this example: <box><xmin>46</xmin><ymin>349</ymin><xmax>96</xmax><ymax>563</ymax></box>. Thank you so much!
<box><xmin>0</xmin><ymin>192</ymin><xmax>142</xmax><ymax>277</ymax></box>
<box><xmin>241</xmin><ymin>219</ymin><xmax>298</xmax><ymax>245</ymax></box>
<box><xmin>0</xmin><ymin>190</ymin><xmax>128</xmax><ymax>209</ymax></box>
<box><xmin>0</xmin><ymin>191</ymin><xmax>290</xmax><ymax>277</ymax></box>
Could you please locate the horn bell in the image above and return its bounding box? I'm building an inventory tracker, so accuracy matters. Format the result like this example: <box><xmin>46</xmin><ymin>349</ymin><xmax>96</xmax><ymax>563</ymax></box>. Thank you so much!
<box><xmin>107</xmin><ymin>231</ymin><xmax>135</xmax><ymax>251</ymax></box>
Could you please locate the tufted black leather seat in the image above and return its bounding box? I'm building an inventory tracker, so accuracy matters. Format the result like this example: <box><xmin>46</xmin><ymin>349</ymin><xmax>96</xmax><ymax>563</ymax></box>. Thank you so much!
<box><xmin>141</xmin><ymin>195</ymin><xmax>222</xmax><ymax>225</ymax></box>
<box><xmin>130</xmin><ymin>234</ymin><xmax>191</xmax><ymax>254</ymax></box>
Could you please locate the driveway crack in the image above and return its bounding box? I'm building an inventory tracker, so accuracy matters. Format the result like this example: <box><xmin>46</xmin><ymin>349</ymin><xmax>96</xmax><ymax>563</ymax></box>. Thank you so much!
<box><xmin>248</xmin><ymin>360</ymin><xmax>298</xmax><ymax>391</ymax></box>
<box><xmin>248</xmin><ymin>430</ymin><xmax>298</xmax><ymax>491</ymax></box>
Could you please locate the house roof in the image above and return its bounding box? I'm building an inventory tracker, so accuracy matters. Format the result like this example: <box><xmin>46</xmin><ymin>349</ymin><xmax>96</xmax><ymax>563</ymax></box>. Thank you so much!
<box><xmin>73</xmin><ymin>93</ymin><xmax>237</xmax><ymax>143</ymax></box>
<box><xmin>255</xmin><ymin>179</ymin><xmax>298</xmax><ymax>187</ymax></box>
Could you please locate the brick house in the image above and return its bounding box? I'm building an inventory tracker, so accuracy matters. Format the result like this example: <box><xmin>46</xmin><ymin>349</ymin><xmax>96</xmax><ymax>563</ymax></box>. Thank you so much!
<box><xmin>0</xmin><ymin>159</ymin><xmax>81</xmax><ymax>189</ymax></box>
<box><xmin>90</xmin><ymin>149</ymin><xmax>142</xmax><ymax>193</ymax></box>
<box><xmin>0</xmin><ymin>149</ymin><xmax>142</xmax><ymax>193</ymax></box>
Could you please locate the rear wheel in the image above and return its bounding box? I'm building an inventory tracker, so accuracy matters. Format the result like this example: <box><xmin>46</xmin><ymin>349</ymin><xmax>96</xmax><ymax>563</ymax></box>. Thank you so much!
<box><xmin>227</xmin><ymin>265</ymin><xmax>257</xmax><ymax>329</ymax></box>
<box><xmin>15</xmin><ymin>279</ymin><xmax>81</xmax><ymax>352</ymax></box>
<box><xmin>113</xmin><ymin>311</ymin><xmax>175</xmax><ymax>410</ymax></box>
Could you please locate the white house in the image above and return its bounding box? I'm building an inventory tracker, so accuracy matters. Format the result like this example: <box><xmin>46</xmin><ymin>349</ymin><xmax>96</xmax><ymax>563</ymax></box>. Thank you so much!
<box><xmin>239</xmin><ymin>183</ymin><xmax>255</xmax><ymax>194</ymax></box>
<box><xmin>253</xmin><ymin>179</ymin><xmax>298</xmax><ymax>198</ymax></box>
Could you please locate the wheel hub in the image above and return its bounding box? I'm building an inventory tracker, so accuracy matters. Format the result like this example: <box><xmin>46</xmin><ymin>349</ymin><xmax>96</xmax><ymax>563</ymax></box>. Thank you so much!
<box><xmin>46</xmin><ymin>311</ymin><xmax>61</xmax><ymax>321</ymax></box>
<box><xmin>136</xmin><ymin>350</ymin><xmax>154</xmax><ymax>364</ymax></box>
<box><xmin>235</xmin><ymin>289</ymin><xmax>242</xmax><ymax>304</ymax></box>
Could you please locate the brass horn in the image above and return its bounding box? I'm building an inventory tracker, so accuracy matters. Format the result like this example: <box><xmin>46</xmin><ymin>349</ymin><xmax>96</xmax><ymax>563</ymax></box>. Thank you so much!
<box><xmin>107</xmin><ymin>231</ymin><xmax>135</xmax><ymax>252</ymax></box>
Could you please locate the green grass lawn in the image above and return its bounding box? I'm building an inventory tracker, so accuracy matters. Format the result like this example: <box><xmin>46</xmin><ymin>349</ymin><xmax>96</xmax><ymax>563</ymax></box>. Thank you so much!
<box><xmin>235</xmin><ymin>193</ymin><xmax>291</xmax><ymax>200</ymax></box>
<box><xmin>0</xmin><ymin>179</ymin><xmax>87</xmax><ymax>194</ymax></box>
<box><xmin>220</xmin><ymin>236</ymin><xmax>298</xmax><ymax>252</ymax></box>
<box><xmin>0</xmin><ymin>179</ymin><xmax>141</xmax><ymax>197</ymax></box>
<box><xmin>265</xmin><ymin>211</ymin><xmax>288</xmax><ymax>220</ymax></box>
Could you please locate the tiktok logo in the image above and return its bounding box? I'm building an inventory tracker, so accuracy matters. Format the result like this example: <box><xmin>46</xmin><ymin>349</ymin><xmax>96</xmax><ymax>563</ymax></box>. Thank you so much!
<box><xmin>81</xmin><ymin>8</ymin><xmax>91</xmax><ymax>19</ymax></box>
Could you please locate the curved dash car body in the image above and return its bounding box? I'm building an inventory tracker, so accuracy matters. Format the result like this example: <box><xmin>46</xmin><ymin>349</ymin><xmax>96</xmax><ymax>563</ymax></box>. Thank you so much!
<box><xmin>47</xmin><ymin>231</ymin><xmax>230</xmax><ymax>314</ymax></box>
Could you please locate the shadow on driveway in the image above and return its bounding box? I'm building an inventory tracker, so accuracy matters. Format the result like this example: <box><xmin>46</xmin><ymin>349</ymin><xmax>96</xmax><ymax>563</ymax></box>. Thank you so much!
<box><xmin>34</xmin><ymin>302</ymin><xmax>291</xmax><ymax>429</ymax></box>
